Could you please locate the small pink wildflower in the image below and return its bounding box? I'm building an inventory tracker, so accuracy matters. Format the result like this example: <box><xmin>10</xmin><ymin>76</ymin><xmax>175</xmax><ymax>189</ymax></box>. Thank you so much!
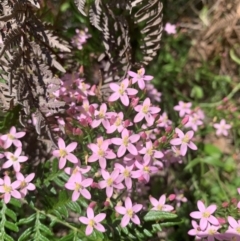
<box><xmin>213</xmin><ymin>119</ymin><xmax>231</xmax><ymax>136</ymax></box>
<box><xmin>227</xmin><ymin>216</ymin><xmax>240</xmax><ymax>235</ymax></box>
<box><xmin>65</xmin><ymin>173</ymin><xmax>93</xmax><ymax>201</ymax></box>
<box><xmin>188</xmin><ymin>220</ymin><xmax>203</xmax><ymax>237</ymax></box>
<box><xmin>128</xmin><ymin>68</ymin><xmax>153</xmax><ymax>90</ymax></box>
<box><xmin>52</xmin><ymin>138</ymin><xmax>78</xmax><ymax>169</ymax></box>
<box><xmin>16</xmin><ymin>172</ymin><xmax>35</xmax><ymax>197</ymax></box>
<box><xmin>197</xmin><ymin>224</ymin><xmax>222</xmax><ymax>241</ymax></box>
<box><xmin>134</xmin><ymin>98</ymin><xmax>160</xmax><ymax>126</ymax></box>
<box><xmin>98</xmin><ymin>169</ymin><xmax>124</xmax><ymax>198</ymax></box>
<box><xmin>0</xmin><ymin>175</ymin><xmax>21</xmax><ymax>204</ymax></box>
<box><xmin>164</xmin><ymin>23</ymin><xmax>176</xmax><ymax>34</ymax></box>
<box><xmin>79</xmin><ymin>207</ymin><xmax>106</xmax><ymax>236</ymax></box>
<box><xmin>1</xmin><ymin>126</ymin><xmax>25</xmax><ymax>149</ymax></box>
<box><xmin>108</xmin><ymin>79</ymin><xmax>138</xmax><ymax>106</ymax></box>
<box><xmin>173</xmin><ymin>101</ymin><xmax>192</xmax><ymax>117</ymax></box>
<box><xmin>149</xmin><ymin>194</ymin><xmax>174</xmax><ymax>211</ymax></box>
<box><xmin>3</xmin><ymin>148</ymin><xmax>28</xmax><ymax>172</ymax></box>
<box><xmin>111</xmin><ymin>129</ymin><xmax>140</xmax><ymax>158</ymax></box>
<box><xmin>115</xmin><ymin>197</ymin><xmax>143</xmax><ymax>227</ymax></box>
<box><xmin>88</xmin><ymin>137</ymin><xmax>116</xmax><ymax>169</ymax></box>
<box><xmin>170</xmin><ymin>128</ymin><xmax>197</xmax><ymax>156</ymax></box>
<box><xmin>190</xmin><ymin>200</ymin><xmax>219</xmax><ymax>230</ymax></box>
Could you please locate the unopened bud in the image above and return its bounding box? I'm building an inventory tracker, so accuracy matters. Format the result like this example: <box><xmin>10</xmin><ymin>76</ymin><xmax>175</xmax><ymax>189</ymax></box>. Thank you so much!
<box><xmin>123</xmin><ymin>119</ymin><xmax>131</xmax><ymax>128</ymax></box>
<box><xmin>159</xmin><ymin>136</ymin><xmax>167</xmax><ymax>143</ymax></box>
<box><xmin>153</xmin><ymin>140</ymin><xmax>159</xmax><ymax>148</ymax></box>
<box><xmin>72</xmin><ymin>128</ymin><xmax>83</xmax><ymax>136</ymax></box>
<box><xmin>181</xmin><ymin>115</ymin><xmax>189</xmax><ymax>125</ymax></box>
<box><xmin>104</xmin><ymin>200</ymin><xmax>110</xmax><ymax>207</ymax></box>
<box><xmin>165</xmin><ymin>126</ymin><xmax>172</xmax><ymax>133</ymax></box>
<box><xmin>222</xmin><ymin>201</ymin><xmax>229</xmax><ymax>208</ymax></box>
<box><xmin>168</xmin><ymin>194</ymin><xmax>176</xmax><ymax>201</ymax></box>
<box><xmin>131</xmin><ymin>97</ymin><xmax>139</xmax><ymax>107</ymax></box>
<box><xmin>231</xmin><ymin>198</ymin><xmax>237</xmax><ymax>205</ymax></box>
<box><xmin>91</xmin><ymin>182</ymin><xmax>99</xmax><ymax>189</ymax></box>
<box><xmin>223</xmin><ymin>97</ymin><xmax>228</xmax><ymax>102</ymax></box>
<box><xmin>88</xmin><ymin>201</ymin><xmax>96</xmax><ymax>209</ymax></box>
<box><xmin>89</xmin><ymin>105</ymin><xmax>95</xmax><ymax>116</ymax></box>
<box><xmin>140</xmin><ymin>132</ymin><xmax>147</xmax><ymax>140</ymax></box>
<box><xmin>217</xmin><ymin>217</ymin><xmax>226</xmax><ymax>225</ymax></box>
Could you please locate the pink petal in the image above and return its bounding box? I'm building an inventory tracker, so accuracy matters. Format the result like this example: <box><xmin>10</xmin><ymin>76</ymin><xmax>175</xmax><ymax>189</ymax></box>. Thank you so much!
<box><xmin>2</xmin><ymin>160</ymin><xmax>13</xmax><ymax>169</ymax></box>
<box><xmin>199</xmin><ymin>218</ymin><xmax>208</xmax><ymax>230</ymax></box>
<box><xmin>80</xmin><ymin>189</ymin><xmax>91</xmax><ymax>199</ymax></box>
<box><xmin>190</xmin><ymin>211</ymin><xmax>202</xmax><ymax>219</ymax></box>
<box><xmin>109</xmin><ymin>83</ymin><xmax>120</xmax><ymax>91</ymax></box>
<box><xmin>197</xmin><ymin>201</ymin><xmax>205</xmax><ymax>212</ymax></box>
<box><xmin>13</xmin><ymin>162</ymin><xmax>21</xmax><ymax>172</ymax></box>
<box><xmin>170</xmin><ymin>138</ymin><xmax>182</xmax><ymax>146</ymax></box>
<box><xmin>98</xmin><ymin>180</ymin><xmax>107</xmax><ymax>189</ymax></box>
<box><xmin>72</xmin><ymin>191</ymin><xmax>80</xmax><ymax>201</ymax></box>
<box><xmin>11</xmin><ymin>190</ymin><xmax>21</xmax><ymax>199</ymax></box>
<box><xmin>180</xmin><ymin>143</ymin><xmax>187</xmax><ymax>156</ymax></box>
<box><xmin>58</xmin><ymin>138</ymin><xmax>66</xmax><ymax>149</ymax></box>
<box><xmin>159</xmin><ymin>195</ymin><xmax>166</xmax><ymax>205</ymax></box>
<box><xmin>109</xmin><ymin>92</ymin><xmax>120</xmax><ymax>102</ymax></box>
<box><xmin>120</xmin><ymin>94</ymin><xmax>129</xmax><ymax>106</ymax></box>
<box><xmin>66</xmin><ymin>153</ymin><xmax>78</xmax><ymax>163</ymax></box>
<box><xmin>132</xmin><ymin>204</ymin><xmax>142</xmax><ymax>213</ymax></box>
<box><xmin>66</xmin><ymin>142</ymin><xmax>77</xmax><ymax>152</ymax></box>
<box><xmin>82</xmin><ymin>178</ymin><xmax>93</xmax><ymax>187</ymax></box>
<box><xmin>206</xmin><ymin>204</ymin><xmax>217</xmax><ymax>214</ymax></box>
<box><xmin>134</xmin><ymin>112</ymin><xmax>144</xmax><ymax>123</ymax></box>
<box><xmin>121</xmin><ymin>214</ymin><xmax>130</xmax><ymax>227</ymax></box>
<box><xmin>94</xmin><ymin>223</ymin><xmax>105</xmax><ymax>233</ymax></box>
<box><xmin>150</xmin><ymin>196</ymin><xmax>158</xmax><ymax>207</ymax></box>
<box><xmin>59</xmin><ymin>157</ymin><xmax>67</xmax><ymax>169</ymax></box>
<box><xmin>228</xmin><ymin>216</ymin><xmax>238</xmax><ymax>228</ymax></box>
<box><xmin>126</xmin><ymin>88</ymin><xmax>138</xmax><ymax>95</ymax></box>
<box><xmin>94</xmin><ymin>213</ymin><xmax>106</xmax><ymax>223</ymax></box>
<box><xmin>106</xmin><ymin>186</ymin><xmax>113</xmax><ymax>197</ymax></box>
<box><xmin>4</xmin><ymin>193</ymin><xmax>11</xmax><ymax>203</ymax></box>
<box><xmin>115</xmin><ymin>206</ymin><xmax>126</xmax><ymax>215</ymax></box>
<box><xmin>85</xmin><ymin>225</ymin><xmax>93</xmax><ymax>236</ymax></box>
<box><xmin>131</xmin><ymin>215</ymin><xmax>140</xmax><ymax>225</ymax></box>
<box><xmin>87</xmin><ymin>207</ymin><xmax>94</xmax><ymax>219</ymax></box>
<box><xmin>125</xmin><ymin>197</ymin><xmax>132</xmax><ymax>209</ymax></box>
<box><xmin>79</xmin><ymin>217</ymin><xmax>89</xmax><ymax>225</ymax></box>
<box><xmin>117</xmin><ymin>145</ymin><xmax>126</xmax><ymax>158</ymax></box>
<box><xmin>188</xmin><ymin>142</ymin><xmax>197</xmax><ymax>150</ymax></box>
<box><xmin>27</xmin><ymin>183</ymin><xmax>35</xmax><ymax>191</ymax></box>
<box><xmin>111</xmin><ymin>138</ymin><xmax>122</xmax><ymax>145</ymax></box>
<box><xmin>14</xmin><ymin>132</ymin><xmax>25</xmax><ymax>138</ymax></box>
<box><xmin>209</xmin><ymin>215</ymin><xmax>219</xmax><ymax>226</ymax></box>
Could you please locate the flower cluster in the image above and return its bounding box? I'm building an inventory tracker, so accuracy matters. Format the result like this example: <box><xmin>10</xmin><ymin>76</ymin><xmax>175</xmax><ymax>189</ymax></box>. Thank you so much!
<box><xmin>49</xmin><ymin>67</ymin><xmax>197</xmax><ymax>235</ymax></box>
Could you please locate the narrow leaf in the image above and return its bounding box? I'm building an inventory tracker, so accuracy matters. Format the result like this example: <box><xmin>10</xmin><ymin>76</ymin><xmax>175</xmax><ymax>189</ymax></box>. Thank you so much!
<box><xmin>143</xmin><ymin>210</ymin><xmax>177</xmax><ymax>222</ymax></box>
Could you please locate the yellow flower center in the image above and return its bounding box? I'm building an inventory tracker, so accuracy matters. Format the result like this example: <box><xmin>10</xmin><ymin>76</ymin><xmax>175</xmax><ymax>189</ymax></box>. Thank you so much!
<box><xmin>236</xmin><ymin>227</ymin><xmax>240</xmax><ymax>233</ymax></box>
<box><xmin>182</xmin><ymin>134</ymin><xmax>189</xmax><ymax>143</ymax></box>
<box><xmin>83</xmin><ymin>103</ymin><xmax>89</xmax><ymax>112</ymax></box>
<box><xmin>10</xmin><ymin>155</ymin><xmax>17</xmax><ymax>161</ymax></box>
<box><xmin>147</xmin><ymin>147</ymin><xmax>153</xmax><ymax>156</ymax></box>
<box><xmin>59</xmin><ymin>149</ymin><xmax>67</xmax><ymax>157</ymax></box>
<box><xmin>202</xmin><ymin>211</ymin><xmax>210</xmax><ymax>218</ymax></box>
<box><xmin>142</xmin><ymin>105</ymin><xmax>149</xmax><ymax>114</ymax></box>
<box><xmin>157</xmin><ymin>204</ymin><xmax>163</xmax><ymax>210</ymax></box>
<box><xmin>73</xmin><ymin>167</ymin><xmax>78</xmax><ymax>174</ymax></box>
<box><xmin>107</xmin><ymin>178</ymin><xmax>113</xmax><ymax>186</ymax></box>
<box><xmin>143</xmin><ymin>166</ymin><xmax>150</xmax><ymax>173</ymax></box>
<box><xmin>7</xmin><ymin>134</ymin><xmax>14</xmax><ymax>140</ymax></box>
<box><xmin>137</xmin><ymin>69</ymin><xmax>143</xmax><ymax>77</ymax></box>
<box><xmin>119</xmin><ymin>83</ymin><xmax>125</xmax><ymax>95</ymax></box>
<box><xmin>75</xmin><ymin>183</ymin><xmax>82</xmax><ymax>191</ymax></box>
<box><xmin>208</xmin><ymin>228</ymin><xmax>216</xmax><ymax>235</ymax></box>
<box><xmin>4</xmin><ymin>185</ymin><xmax>12</xmax><ymax>193</ymax></box>
<box><xmin>97</xmin><ymin>139</ymin><xmax>103</xmax><ymax>146</ymax></box>
<box><xmin>123</xmin><ymin>137</ymin><xmax>129</xmax><ymax>146</ymax></box>
<box><xmin>88</xmin><ymin>219</ymin><xmax>95</xmax><ymax>227</ymax></box>
<box><xmin>115</xmin><ymin>117</ymin><xmax>121</xmax><ymax>126</ymax></box>
<box><xmin>127</xmin><ymin>209</ymin><xmax>133</xmax><ymax>217</ymax></box>
<box><xmin>99</xmin><ymin>110</ymin><xmax>105</xmax><ymax>119</ymax></box>
<box><xmin>123</xmin><ymin>169</ymin><xmax>129</xmax><ymax>178</ymax></box>
<box><xmin>81</xmin><ymin>83</ymin><xmax>86</xmax><ymax>91</ymax></box>
<box><xmin>98</xmin><ymin>149</ymin><xmax>104</xmax><ymax>157</ymax></box>
<box><xmin>20</xmin><ymin>181</ymin><xmax>27</xmax><ymax>188</ymax></box>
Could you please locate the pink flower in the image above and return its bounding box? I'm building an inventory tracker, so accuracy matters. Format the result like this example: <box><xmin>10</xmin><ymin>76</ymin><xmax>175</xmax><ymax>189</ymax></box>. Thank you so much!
<box><xmin>134</xmin><ymin>98</ymin><xmax>160</xmax><ymax>126</ymax></box>
<box><xmin>115</xmin><ymin>197</ymin><xmax>143</xmax><ymax>227</ymax></box>
<box><xmin>106</xmin><ymin>112</ymin><xmax>126</xmax><ymax>134</ymax></box>
<box><xmin>213</xmin><ymin>119</ymin><xmax>231</xmax><ymax>136</ymax></box>
<box><xmin>170</xmin><ymin>128</ymin><xmax>197</xmax><ymax>156</ymax></box>
<box><xmin>131</xmin><ymin>159</ymin><xmax>158</xmax><ymax>183</ymax></box>
<box><xmin>1</xmin><ymin>126</ymin><xmax>25</xmax><ymax>149</ymax></box>
<box><xmin>65</xmin><ymin>173</ymin><xmax>93</xmax><ymax>201</ymax></box>
<box><xmin>190</xmin><ymin>200</ymin><xmax>219</xmax><ymax>230</ymax></box>
<box><xmin>0</xmin><ymin>175</ymin><xmax>21</xmax><ymax>204</ymax></box>
<box><xmin>164</xmin><ymin>23</ymin><xmax>176</xmax><ymax>34</ymax></box>
<box><xmin>185</xmin><ymin>113</ymin><xmax>203</xmax><ymax>131</ymax></box>
<box><xmin>79</xmin><ymin>207</ymin><xmax>106</xmax><ymax>236</ymax></box>
<box><xmin>111</xmin><ymin>129</ymin><xmax>140</xmax><ymax>158</ymax></box>
<box><xmin>197</xmin><ymin>224</ymin><xmax>222</xmax><ymax>241</ymax></box>
<box><xmin>16</xmin><ymin>172</ymin><xmax>35</xmax><ymax>197</ymax></box>
<box><xmin>91</xmin><ymin>103</ymin><xmax>113</xmax><ymax>129</ymax></box>
<box><xmin>157</xmin><ymin>112</ymin><xmax>172</xmax><ymax>128</ymax></box>
<box><xmin>128</xmin><ymin>68</ymin><xmax>153</xmax><ymax>90</ymax></box>
<box><xmin>52</xmin><ymin>138</ymin><xmax>78</xmax><ymax>169</ymax></box>
<box><xmin>149</xmin><ymin>195</ymin><xmax>174</xmax><ymax>211</ymax></box>
<box><xmin>139</xmin><ymin>140</ymin><xmax>163</xmax><ymax>163</ymax></box>
<box><xmin>224</xmin><ymin>217</ymin><xmax>240</xmax><ymax>240</ymax></box>
<box><xmin>3</xmin><ymin>148</ymin><xmax>28</xmax><ymax>172</ymax></box>
<box><xmin>173</xmin><ymin>101</ymin><xmax>192</xmax><ymax>117</ymax></box>
<box><xmin>98</xmin><ymin>169</ymin><xmax>124</xmax><ymax>198</ymax></box>
<box><xmin>108</xmin><ymin>79</ymin><xmax>138</xmax><ymax>106</ymax></box>
<box><xmin>188</xmin><ymin>220</ymin><xmax>203</xmax><ymax>237</ymax></box>
<box><xmin>88</xmin><ymin>137</ymin><xmax>116</xmax><ymax>169</ymax></box>
<box><xmin>114</xmin><ymin>163</ymin><xmax>134</xmax><ymax>190</ymax></box>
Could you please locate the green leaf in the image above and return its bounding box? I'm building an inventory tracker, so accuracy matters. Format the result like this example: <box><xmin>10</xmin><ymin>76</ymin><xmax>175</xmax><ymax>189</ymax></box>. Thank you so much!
<box><xmin>3</xmin><ymin>233</ymin><xmax>14</xmax><ymax>241</ymax></box>
<box><xmin>143</xmin><ymin>229</ymin><xmax>153</xmax><ymax>237</ymax></box>
<box><xmin>18</xmin><ymin>227</ymin><xmax>33</xmax><ymax>241</ymax></box>
<box><xmin>160</xmin><ymin>219</ymin><xmax>184</xmax><ymax>227</ymax></box>
<box><xmin>230</xmin><ymin>48</ymin><xmax>240</xmax><ymax>65</ymax></box>
<box><xmin>152</xmin><ymin>223</ymin><xmax>162</xmax><ymax>232</ymax></box>
<box><xmin>143</xmin><ymin>210</ymin><xmax>177</xmax><ymax>222</ymax></box>
<box><xmin>9</xmin><ymin>198</ymin><xmax>21</xmax><ymax>207</ymax></box>
<box><xmin>39</xmin><ymin>224</ymin><xmax>53</xmax><ymax>235</ymax></box>
<box><xmin>135</xmin><ymin>228</ymin><xmax>144</xmax><ymax>238</ymax></box>
<box><xmin>184</xmin><ymin>158</ymin><xmax>201</xmax><ymax>170</ymax></box>
<box><xmin>5</xmin><ymin>208</ymin><xmax>17</xmax><ymax>221</ymax></box>
<box><xmin>204</xmin><ymin>144</ymin><xmax>221</xmax><ymax>156</ymax></box>
<box><xmin>121</xmin><ymin>226</ymin><xmax>128</xmax><ymax>235</ymax></box>
<box><xmin>37</xmin><ymin>233</ymin><xmax>50</xmax><ymax>241</ymax></box>
<box><xmin>5</xmin><ymin>220</ymin><xmax>19</xmax><ymax>232</ymax></box>
<box><xmin>18</xmin><ymin>214</ymin><xmax>36</xmax><ymax>225</ymax></box>
<box><xmin>67</xmin><ymin>202</ymin><xmax>81</xmax><ymax>213</ymax></box>
<box><xmin>59</xmin><ymin>232</ymin><xmax>74</xmax><ymax>241</ymax></box>
<box><xmin>202</xmin><ymin>156</ymin><xmax>224</xmax><ymax>168</ymax></box>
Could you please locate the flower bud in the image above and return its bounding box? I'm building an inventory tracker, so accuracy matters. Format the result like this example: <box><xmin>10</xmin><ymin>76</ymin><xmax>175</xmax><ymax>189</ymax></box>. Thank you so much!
<box><xmin>89</xmin><ymin>105</ymin><xmax>95</xmax><ymax>116</ymax></box>
<box><xmin>72</xmin><ymin>128</ymin><xmax>83</xmax><ymax>136</ymax></box>
<box><xmin>159</xmin><ymin>136</ymin><xmax>167</xmax><ymax>143</ymax></box>
<box><xmin>88</xmin><ymin>201</ymin><xmax>96</xmax><ymax>209</ymax></box>
<box><xmin>181</xmin><ymin>115</ymin><xmax>189</xmax><ymax>125</ymax></box>
<box><xmin>165</xmin><ymin>126</ymin><xmax>172</xmax><ymax>133</ymax></box>
<box><xmin>217</xmin><ymin>217</ymin><xmax>226</xmax><ymax>225</ymax></box>
<box><xmin>123</xmin><ymin>119</ymin><xmax>131</xmax><ymax>128</ymax></box>
<box><xmin>131</xmin><ymin>97</ymin><xmax>139</xmax><ymax>107</ymax></box>
<box><xmin>104</xmin><ymin>200</ymin><xmax>110</xmax><ymax>207</ymax></box>
<box><xmin>153</xmin><ymin>140</ymin><xmax>159</xmax><ymax>148</ymax></box>
<box><xmin>140</xmin><ymin>132</ymin><xmax>147</xmax><ymax>140</ymax></box>
<box><xmin>221</xmin><ymin>201</ymin><xmax>229</xmax><ymax>208</ymax></box>
<box><xmin>168</xmin><ymin>194</ymin><xmax>176</xmax><ymax>201</ymax></box>
<box><xmin>91</xmin><ymin>182</ymin><xmax>99</xmax><ymax>189</ymax></box>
